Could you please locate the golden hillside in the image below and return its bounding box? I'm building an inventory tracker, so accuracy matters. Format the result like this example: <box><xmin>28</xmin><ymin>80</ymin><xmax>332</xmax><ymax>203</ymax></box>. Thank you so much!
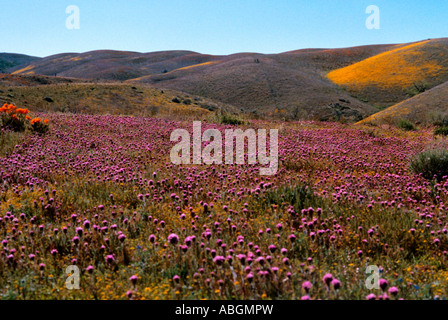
<box><xmin>327</xmin><ymin>38</ymin><xmax>448</xmax><ymax>107</ymax></box>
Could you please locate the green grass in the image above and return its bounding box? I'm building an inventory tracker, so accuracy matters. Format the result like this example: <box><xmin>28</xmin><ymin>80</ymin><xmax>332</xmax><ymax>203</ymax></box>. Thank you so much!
<box><xmin>434</xmin><ymin>126</ymin><xmax>448</xmax><ymax>136</ymax></box>
<box><xmin>397</xmin><ymin>119</ymin><xmax>416</xmax><ymax>131</ymax></box>
<box><xmin>0</xmin><ymin>130</ymin><xmax>26</xmax><ymax>156</ymax></box>
<box><xmin>410</xmin><ymin>148</ymin><xmax>448</xmax><ymax>180</ymax></box>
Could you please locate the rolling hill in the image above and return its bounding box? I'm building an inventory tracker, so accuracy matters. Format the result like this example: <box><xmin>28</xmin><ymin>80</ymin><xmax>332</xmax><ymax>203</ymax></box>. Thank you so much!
<box><xmin>327</xmin><ymin>38</ymin><xmax>448</xmax><ymax>108</ymax></box>
<box><xmin>10</xmin><ymin>50</ymin><xmax>222</xmax><ymax>81</ymax></box>
<box><xmin>358</xmin><ymin>80</ymin><xmax>448</xmax><ymax>125</ymax></box>
<box><xmin>6</xmin><ymin>38</ymin><xmax>448</xmax><ymax>121</ymax></box>
<box><xmin>0</xmin><ymin>77</ymin><xmax>238</xmax><ymax>120</ymax></box>
<box><xmin>128</xmin><ymin>44</ymin><xmax>400</xmax><ymax>120</ymax></box>
<box><xmin>131</xmin><ymin>53</ymin><xmax>378</xmax><ymax>121</ymax></box>
<box><xmin>0</xmin><ymin>53</ymin><xmax>39</xmax><ymax>73</ymax></box>
<box><xmin>7</xmin><ymin>45</ymin><xmax>399</xmax><ymax>121</ymax></box>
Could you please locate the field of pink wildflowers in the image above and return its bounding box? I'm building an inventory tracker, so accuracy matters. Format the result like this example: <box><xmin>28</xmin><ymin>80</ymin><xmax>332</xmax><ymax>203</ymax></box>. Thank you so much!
<box><xmin>1</xmin><ymin>113</ymin><xmax>447</xmax><ymax>300</ymax></box>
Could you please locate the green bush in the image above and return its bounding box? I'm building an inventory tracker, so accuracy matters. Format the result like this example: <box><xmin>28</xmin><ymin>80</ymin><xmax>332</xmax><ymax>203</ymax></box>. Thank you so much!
<box><xmin>410</xmin><ymin>149</ymin><xmax>448</xmax><ymax>180</ymax></box>
<box><xmin>219</xmin><ymin>113</ymin><xmax>245</xmax><ymax>126</ymax></box>
<box><xmin>397</xmin><ymin>119</ymin><xmax>415</xmax><ymax>131</ymax></box>
<box><xmin>434</xmin><ymin>127</ymin><xmax>448</xmax><ymax>136</ymax></box>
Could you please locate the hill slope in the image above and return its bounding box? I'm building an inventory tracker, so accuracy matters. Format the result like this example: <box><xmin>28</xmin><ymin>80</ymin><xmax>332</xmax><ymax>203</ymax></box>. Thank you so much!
<box><xmin>0</xmin><ymin>53</ymin><xmax>39</xmax><ymax>73</ymax></box>
<box><xmin>129</xmin><ymin>44</ymin><xmax>398</xmax><ymax>120</ymax></box>
<box><xmin>358</xmin><ymin>80</ymin><xmax>448</xmax><ymax>125</ymax></box>
<box><xmin>0</xmin><ymin>78</ymin><xmax>237</xmax><ymax>120</ymax></box>
<box><xmin>327</xmin><ymin>38</ymin><xmax>448</xmax><ymax>108</ymax></box>
<box><xmin>10</xmin><ymin>39</ymin><xmax>448</xmax><ymax>121</ymax></box>
<box><xmin>131</xmin><ymin>54</ymin><xmax>377</xmax><ymax>121</ymax></box>
<box><xmin>10</xmin><ymin>50</ymin><xmax>221</xmax><ymax>81</ymax></box>
<box><xmin>9</xmin><ymin>45</ymin><xmax>400</xmax><ymax>121</ymax></box>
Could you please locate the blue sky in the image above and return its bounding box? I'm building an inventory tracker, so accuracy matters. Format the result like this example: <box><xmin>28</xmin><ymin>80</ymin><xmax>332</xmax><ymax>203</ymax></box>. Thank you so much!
<box><xmin>1</xmin><ymin>0</ymin><xmax>447</xmax><ymax>57</ymax></box>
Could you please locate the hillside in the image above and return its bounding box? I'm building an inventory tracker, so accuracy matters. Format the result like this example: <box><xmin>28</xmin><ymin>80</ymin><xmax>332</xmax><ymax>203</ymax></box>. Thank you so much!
<box><xmin>8</xmin><ymin>45</ymin><xmax>401</xmax><ymax>121</ymax></box>
<box><xmin>10</xmin><ymin>50</ymin><xmax>221</xmax><ymax>81</ymax></box>
<box><xmin>0</xmin><ymin>73</ymin><xmax>91</xmax><ymax>87</ymax></box>
<box><xmin>7</xmin><ymin>38</ymin><xmax>448</xmax><ymax>121</ymax></box>
<box><xmin>327</xmin><ymin>38</ymin><xmax>448</xmax><ymax>108</ymax></box>
<box><xmin>0</xmin><ymin>79</ymin><xmax>237</xmax><ymax>119</ymax></box>
<box><xmin>129</xmin><ymin>44</ymin><xmax>398</xmax><ymax>120</ymax></box>
<box><xmin>358</xmin><ymin>80</ymin><xmax>448</xmax><ymax>125</ymax></box>
<box><xmin>0</xmin><ymin>53</ymin><xmax>39</xmax><ymax>73</ymax></box>
<box><xmin>131</xmin><ymin>54</ymin><xmax>377</xmax><ymax>121</ymax></box>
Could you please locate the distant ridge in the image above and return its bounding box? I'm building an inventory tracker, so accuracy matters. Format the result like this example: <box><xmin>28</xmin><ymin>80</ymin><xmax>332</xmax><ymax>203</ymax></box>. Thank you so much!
<box><xmin>6</xmin><ymin>38</ymin><xmax>448</xmax><ymax>121</ymax></box>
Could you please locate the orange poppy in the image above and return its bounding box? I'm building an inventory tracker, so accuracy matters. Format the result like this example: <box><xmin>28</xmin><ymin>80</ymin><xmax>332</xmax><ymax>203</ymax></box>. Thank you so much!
<box><xmin>25</xmin><ymin>116</ymin><xmax>31</xmax><ymax>120</ymax></box>
<box><xmin>16</xmin><ymin>108</ymin><xmax>29</xmax><ymax>114</ymax></box>
<box><xmin>44</xmin><ymin>119</ymin><xmax>49</xmax><ymax>124</ymax></box>
<box><xmin>30</xmin><ymin>118</ymin><xmax>41</xmax><ymax>125</ymax></box>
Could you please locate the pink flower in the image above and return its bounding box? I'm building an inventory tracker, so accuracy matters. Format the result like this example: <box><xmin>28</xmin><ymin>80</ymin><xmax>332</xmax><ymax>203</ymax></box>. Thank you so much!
<box><xmin>302</xmin><ymin>281</ymin><xmax>312</xmax><ymax>292</ymax></box>
<box><xmin>322</xmin><ymin>273</ymin><xmax>333</xmax><ymax>286</ymax></box>
<box><xmin>388</xmin><ymin>286</ymin><xmax>399</xmax><ymax>296</ymax></box>
<box><xmin>105</xmin><ymin>255</ymin><xmax>115</xmax><ymax>264</ymax></box>
<box><xmin>213</xmin><ymin>255</ymin><xmax>225</xmax><ymax>266</ymax></box>
<box><xmin>379</xmin><ymin>278</ymin><xmax>388</xmax><ymax>291</ymax></box>
<box><xmin>168</xmin><ymin>233</ymin><xmax>179</xmax><ymax>245</ymax></box>
<box><xmin>331</xmin><ymin>279</ymin><xmax>341</xmax><ymax>290</ymax></box>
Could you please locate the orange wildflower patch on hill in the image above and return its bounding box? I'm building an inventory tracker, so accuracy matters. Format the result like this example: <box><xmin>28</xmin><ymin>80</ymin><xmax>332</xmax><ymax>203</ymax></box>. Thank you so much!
<box><xmin>171</xmin><ymin>61</ymin><xmax>219</xmax><ymax>72</ymax></box>
<box><xmin>327</xmin><ymin>40</ymin><xmax>444</xmax><ymax>89</ymax></box>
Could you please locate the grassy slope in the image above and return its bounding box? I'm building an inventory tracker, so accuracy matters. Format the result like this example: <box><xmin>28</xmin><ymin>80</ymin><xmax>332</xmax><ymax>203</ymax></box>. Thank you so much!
<box><xmin>327</xmin><ymin>38</ymin><xmax>448</xmax><ymax>108</ymax></box>
<box><xmin>358</xmin><ymin>80</ymin><xmax>448</xmax><ymax>125</ymax></box>
<box><xmin>131</xmin><ymin>49</ymin><xmax>386</xmax><ymax>121</ymax></box>
<box><xmin>10</xmin><ymin>50</ymin><xmax>221</xmax><ymax>81</ymax></box>
<box><xmin>0</xmin><ymin>81</ymin><xmax>238</xmax><ymax>120</ymax></box>
<box><xmin>10</xmin><ymin>45</ymin><xmax>401</xmax><ymax>121</ymax></box>
<box><xmin>10</xmin><ymin>39</ymin><xmax>448</xmax><ymax>121</ymax></box>
<box><xmin>0</xmin><ymin>53</ymin><xmax>39</xmax><ymax>72</ymax></box>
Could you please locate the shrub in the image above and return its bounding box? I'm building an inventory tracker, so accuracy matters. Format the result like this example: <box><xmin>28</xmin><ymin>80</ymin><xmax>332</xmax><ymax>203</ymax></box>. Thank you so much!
<box><xmin>0</xmin><ymin>103</ymin><xmax>30</xmax><ymax>132</ymax></box>
<box><xmin>427</xmin><ymin>110</ymin><xmax>448</xmax><ymax>127</ymax></box>
<box><xmin>0</xmin><ymin>103</ymin><xmax>50</xmax><ymax>134</ymax></box>
<box><xmin>434</xmin><ymin>127</ymin><xmax>448</xmax><ymax>136</ymax></box>
<box><xmin>30</xmin><ymin>118</ymin><xmax>50</xmax><ymax>135</ymax></box>
<box><xmin>410</xmin><ymin>149</ymin><xmax>448</xmax><ymax>180</ymax></box>
<box><xmin>404</xmin><ymin>81</ymin><xmax>427</xmax><ymax>97</ymax></box>
<box><xmin>397</xmin><ymin>119</ymin><xmax>415</xmax><ymax>131</ymax></box>
<box><xmin>219</xmin><ymin>113</ymin><xmax>245</xmax><ymax>125</ymax></box>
